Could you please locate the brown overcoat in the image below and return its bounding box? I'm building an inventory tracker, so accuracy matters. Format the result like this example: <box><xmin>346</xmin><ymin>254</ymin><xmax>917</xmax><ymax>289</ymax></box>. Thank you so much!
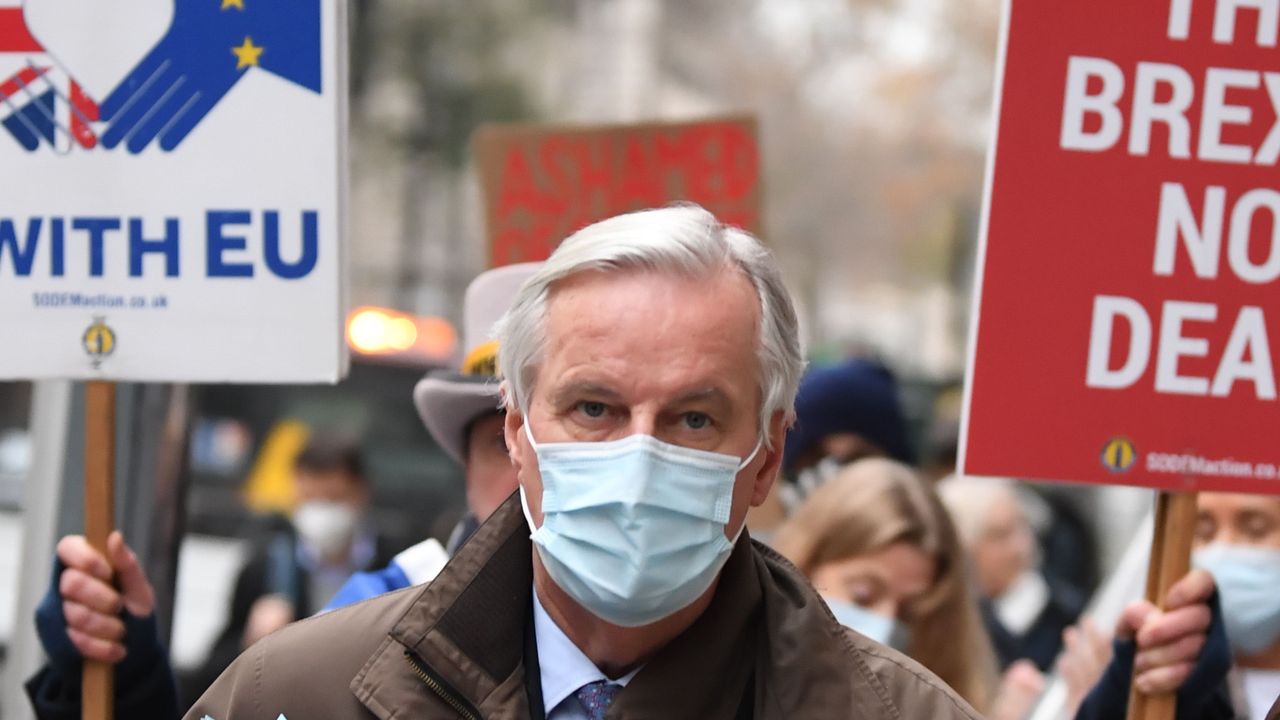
<box><xmin>186</xmin><ymin>495</ymin><xmax>982</xmax><ymax>719</ymax></box>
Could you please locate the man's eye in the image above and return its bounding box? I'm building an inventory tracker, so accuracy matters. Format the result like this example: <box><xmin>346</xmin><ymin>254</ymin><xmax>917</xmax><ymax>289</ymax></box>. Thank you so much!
<box><xmin>683</xmin><ymin>412</ymin><xmax>710</xmax><ymax>430</ymax></box>
<box><xmin>578</xmin><ymin>401</ymin><xmax>607</xmax><ymax>418</ymax></box>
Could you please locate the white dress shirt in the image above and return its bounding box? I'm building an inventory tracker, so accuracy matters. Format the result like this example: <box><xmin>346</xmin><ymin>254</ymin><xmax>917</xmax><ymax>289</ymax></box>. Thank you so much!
<box><xmin>533</xmin><ymin>589</ymin><xmax>640</xmax><ymax>719</ymax></box>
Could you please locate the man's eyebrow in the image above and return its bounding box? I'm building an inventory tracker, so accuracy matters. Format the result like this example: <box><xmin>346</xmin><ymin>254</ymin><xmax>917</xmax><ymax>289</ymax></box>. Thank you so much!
<box><xmin>671</xmin><ymin>387</ymin><xmax>731</xmax><ymax>406</ymax></box>
<box><xmin>549</xmin><ymin>382</ymin><xmax>623</xmax><ymax>406</ymax></box>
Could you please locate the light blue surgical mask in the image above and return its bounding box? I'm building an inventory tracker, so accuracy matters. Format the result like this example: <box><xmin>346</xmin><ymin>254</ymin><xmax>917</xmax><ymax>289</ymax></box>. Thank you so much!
<box><xmin>823</xmin><ymin>596</ymin><xmax>911</xmax><ymax>651</ymax></box>
<box><xmin>521</xmin><ymin>423</ymin><xmax>761</xmax><ymax>627</ymax></box>
<box><xmin>1193</xmin><ymin>543</ymin><xmax>1280</xmax><ymax>655</ymax></box>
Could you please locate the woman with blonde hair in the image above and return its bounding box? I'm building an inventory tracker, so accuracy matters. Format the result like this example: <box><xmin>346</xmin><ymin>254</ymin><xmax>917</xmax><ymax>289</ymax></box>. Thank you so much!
<box><xmin>773</xmin><ymin>457</ymin><xmax>1002</xmax><ymax>713</ymax></box>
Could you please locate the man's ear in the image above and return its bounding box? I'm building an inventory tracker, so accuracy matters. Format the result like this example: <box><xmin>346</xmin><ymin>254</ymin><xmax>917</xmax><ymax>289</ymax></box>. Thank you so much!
<box><xmin>750</xmin><ymin>411</ymin><xmax>790</xmax><ymax>507</ymax></box>
<box><xmin>503</xmin><ymin>406</ymin><xmax>526</xmax><ymax>469</ymax></box>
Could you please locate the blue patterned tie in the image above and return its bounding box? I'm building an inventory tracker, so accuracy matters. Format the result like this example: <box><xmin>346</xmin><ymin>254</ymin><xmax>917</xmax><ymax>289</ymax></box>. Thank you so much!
<box><xmin>574</xmin><ymin>680</ymin><xmax>622</xmax><ymax>720</ymax></box>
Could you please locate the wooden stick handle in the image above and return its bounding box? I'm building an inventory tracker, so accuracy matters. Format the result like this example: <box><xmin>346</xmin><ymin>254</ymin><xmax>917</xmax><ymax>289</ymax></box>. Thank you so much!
<box><xmin>83</xmin><ymin>381</ymin><xmax>115</xmax><ymax>720</ymax></box>
<box><xmin>1126</xmin><ymin>490</ymin><xmax>1198</xmax><ymax>720</ymax></box>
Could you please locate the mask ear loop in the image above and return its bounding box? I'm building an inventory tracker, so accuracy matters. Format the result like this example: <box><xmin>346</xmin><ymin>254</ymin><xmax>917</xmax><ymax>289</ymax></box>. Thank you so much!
<box><xmin>728</xmin><ymin>436</ymin><xmax>766</xmax><ymax>543</ymax></box>
<box><xmin>736</xmin><ymin>437</ymin><xmax>764</xmax><ymax>471</ymax></box>
<box><xmin>519</xmin><ymin>418</ymin><xmax>542</xmax><ymax>533</ymax></box>
<box><xmin>519</xmin><ymin>486</ymin><xmax>540</xmax><ymax>533</ymax></box>
<box><xmin>522</xmin><ymin>417</ymin><xmax>540</xmax><ymax>451</ymax></box>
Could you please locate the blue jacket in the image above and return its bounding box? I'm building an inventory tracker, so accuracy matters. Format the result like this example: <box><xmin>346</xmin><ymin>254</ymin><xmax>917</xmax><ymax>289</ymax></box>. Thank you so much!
<box><xmin>322</xmin><ymin>537</ymin><xmax>449</xmax><ymax>612</ymax></box>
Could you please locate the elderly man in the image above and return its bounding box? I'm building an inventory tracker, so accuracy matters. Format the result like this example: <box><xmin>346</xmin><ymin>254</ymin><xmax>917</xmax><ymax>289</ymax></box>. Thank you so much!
<box><xmin>186</xmin><ymin>205</ymin><xmax>979</xmax><ymax>719</ymax></box>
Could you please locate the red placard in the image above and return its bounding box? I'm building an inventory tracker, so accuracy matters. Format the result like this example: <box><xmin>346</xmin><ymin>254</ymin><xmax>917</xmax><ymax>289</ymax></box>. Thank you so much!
<box><xmin>473</xmin><ymin>117</ymin><xmax>761</xmax><ymax>267</ymax></box>
<box><xmin>961</xmin><ymin>0</ymin><xmax>1280</xmax><ymax>494</ymax></box>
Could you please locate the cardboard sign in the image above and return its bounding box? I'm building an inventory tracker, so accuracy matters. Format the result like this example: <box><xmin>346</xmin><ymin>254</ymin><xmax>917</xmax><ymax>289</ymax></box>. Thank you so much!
<box><xmin>474</xmin><ymin>116</ymin><xmax>760</xmax><ymax>266</ymax></box>
<box><xmin>0</xmin><ymin>0</ymin><xmax>347</xmax><ymax>382</ymax></box>
<box><xmin>961</xmin><ymin>0</ymin><xmax>1280</xmax><ymax>494</ymax></box>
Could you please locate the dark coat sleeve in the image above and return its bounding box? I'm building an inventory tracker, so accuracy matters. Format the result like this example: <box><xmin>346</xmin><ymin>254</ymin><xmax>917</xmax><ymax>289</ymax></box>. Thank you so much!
<box><xmin>25</xmin><ymin>557</ymin><xmax>180</xmax><ymax>720</ymax></box>
<box><xmin>1074</xmin><ymin>591</ymin><xmax>1235</xmax><ymax>720</ymax></box>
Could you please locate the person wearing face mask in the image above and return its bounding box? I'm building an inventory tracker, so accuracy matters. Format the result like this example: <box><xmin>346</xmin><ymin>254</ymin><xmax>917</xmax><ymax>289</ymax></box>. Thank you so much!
<box><xmin>21</xmin><ymin>436</ymin><xmax>394</xmax><ymax>720</ymax></box>
<box><xmin>187</xmin><ymin>205</ymin><xmax>982</xmax><ymax>720</ymax></box>
<box><xmin>939</xmin><ymin>475</ymin><xmax>1086</xmax><ymax>674</ymax></box>
<box><xmin>1068</xmin><ymin>492</ymin><xmax>1280</xmax><ymax>720</ymax></box>
<box><xmin>322</xmin><ymin>262</ymin><xmax>535</xmax><ymax>610</ymax></box>
<box><xmin>1191</xmin><ymin>492</ymin><xmax>1280</xmax><ymax>717</ymax></box>
<box><xmin>772</xmin><ymin>458</ymin><xmax>1001</xmax><ymax>714</ymax></box>
<box><xmin>778</xmin><ymin>358</ymin><xmax>915</xmax><ymax>505</ymax></box>
<box><xmin>186</xmin><ymin>433</ymin><xmax>397</xmax><ymax>700</ymax></box>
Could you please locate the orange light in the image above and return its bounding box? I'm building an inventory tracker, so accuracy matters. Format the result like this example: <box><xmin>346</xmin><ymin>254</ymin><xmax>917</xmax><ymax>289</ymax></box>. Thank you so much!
<box><xmin>416</xmin><ymin>316</ymin><xmax>457</xmax><ymax>357</ymax></box>
<box><xmin>347</xmin><ymin>307</ymin><xmax>457</xmax><ymax>360</ymax></box>
<box><xmin>348</xmin><ymin>307</ymin><xmax>411</xmax><ymax>353</ymax></box>
<box><xmin>388</xmin><ymin>317</ymin><xmax>418</xmax><ymax>350</ymax></box>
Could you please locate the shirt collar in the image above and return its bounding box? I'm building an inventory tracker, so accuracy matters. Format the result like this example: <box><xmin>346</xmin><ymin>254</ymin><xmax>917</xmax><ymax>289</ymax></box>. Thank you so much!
<box><xmin>532</xmin><ymin>587</ymin><xmax>640</xmax><ymax>715</ymax></box>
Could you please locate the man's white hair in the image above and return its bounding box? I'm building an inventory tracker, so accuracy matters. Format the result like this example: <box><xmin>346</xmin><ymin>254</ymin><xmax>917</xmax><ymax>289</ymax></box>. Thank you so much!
<box><xmin>494</xmin><ymin>204</ymin><xmax>805</xmax><ymax>445</ymax></box>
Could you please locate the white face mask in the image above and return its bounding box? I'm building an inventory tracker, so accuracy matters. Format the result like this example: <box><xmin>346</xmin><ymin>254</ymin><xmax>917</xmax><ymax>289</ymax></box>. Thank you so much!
<box><xmin>823</xmin><ymin>596</ymin><xmax>911</xmax><ymax>651</ymax></box>
<box><xmin>521</xmin><ymin>423</ymin><xmax>761</xmax><ymax>627</ymax></box>
<box><xmin>1193</xmin><ymin>543</ymin><xmax>1280</xmax><ymax>655</ymax></box>
<box><xmin>293</xmin><ymin>500</ymin><xmax>359</xmax><ymax>559</ymax></box>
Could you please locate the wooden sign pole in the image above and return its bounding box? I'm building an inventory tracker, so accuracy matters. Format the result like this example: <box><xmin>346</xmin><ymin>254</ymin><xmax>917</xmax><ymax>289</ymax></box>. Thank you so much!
<box><xmin>83</xmin><ymin>381</ymin><xmax>116</xmax><ymax>720</ymax></box>
<box><xmin>1126</xmin><ymin>490</ymin><xmax>1198</xmax><ymax>720</ymax></box>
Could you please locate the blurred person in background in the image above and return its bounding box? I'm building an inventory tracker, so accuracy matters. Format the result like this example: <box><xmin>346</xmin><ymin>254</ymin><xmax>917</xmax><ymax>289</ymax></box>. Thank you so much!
<box><xmin>782</xmin><ymin>358</ymin><xmax>916</xmax><ymax>497</ymax></box>
<box><xmin>189</xmin><ymin>432</ymin><xmax>397</xmax><ymax>696</ymax></box>
<box><xmin>1075</xmin><ymin>492</ymin><xmax>1280</xmax><ymax>719</ymax></box>
<box><xmin>772</xmin><ymin>457</ymin><xmax>1004</xmax><ymax>715</ymax></box>
<box><xmin>1193</xmin><ymin>492</ymin><xmax>1280</xmax><ymax>717</ymax></box>
<box><xmin>323</xmin><ymin>263</ymin><xmax>535</xmax><ymax>609</ymax></box>
<box><xmin>940</xmin><ymin>475</ymin><xmax>1085</xmax><ymax>674</ymax></box>
<box><xmin>25</xmin><ymin>435</ymin><xmax>398</xmax><ymax>717</ymax></box>
<box><xmin>747</xmin><ymin>357</ymin><xmax>916</xmax><ymax>539</ymax></box>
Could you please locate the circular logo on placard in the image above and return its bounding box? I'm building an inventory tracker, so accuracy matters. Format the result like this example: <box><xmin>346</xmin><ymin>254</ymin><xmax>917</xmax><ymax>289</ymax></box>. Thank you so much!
<box><xmin>1101</xmin><ymin>437</ymin><xmax>1136</xmax><ymax>473</ymax></box>
<box><xmin>83</xmin><ymin>316</ymin><xmax>116</xmax><ymax>368</ymax></box>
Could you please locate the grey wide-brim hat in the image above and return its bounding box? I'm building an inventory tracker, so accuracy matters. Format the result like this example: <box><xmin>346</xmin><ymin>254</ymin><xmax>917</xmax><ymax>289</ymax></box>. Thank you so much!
<box><xmin>413</xmin><ymin>371</ymin><xmax>502</xmax><ymax>464</ymax></box>
<box><xmin>412</xmin><ymin>262</ymin><xmax>540</xmax><ymax>463</ymax></box>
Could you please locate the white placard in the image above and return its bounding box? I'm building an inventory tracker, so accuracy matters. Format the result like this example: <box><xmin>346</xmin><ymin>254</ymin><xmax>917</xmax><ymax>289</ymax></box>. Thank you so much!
<box><xmin>0</xmin><ymin>0</ymin><xmax>347</xmax><ymax>382</ymax></box>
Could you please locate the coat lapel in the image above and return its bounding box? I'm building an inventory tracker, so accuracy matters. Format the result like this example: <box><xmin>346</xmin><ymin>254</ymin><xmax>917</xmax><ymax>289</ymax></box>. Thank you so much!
<box><xmin>353</xmin><ymin>496</ymin><xmax>535</xmax><ymax>718</ymax></box>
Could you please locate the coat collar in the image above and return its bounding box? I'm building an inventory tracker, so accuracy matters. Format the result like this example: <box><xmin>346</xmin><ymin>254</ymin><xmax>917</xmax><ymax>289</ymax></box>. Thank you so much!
<box><xmin>351</xmin><ymin>493</ymin><xmax>862</xmax><ymax>719</ymax></box>
<box><xmin>351</xmin><ymin>495</ymin><xmax>533</xmax><ymax>718</ymax></box>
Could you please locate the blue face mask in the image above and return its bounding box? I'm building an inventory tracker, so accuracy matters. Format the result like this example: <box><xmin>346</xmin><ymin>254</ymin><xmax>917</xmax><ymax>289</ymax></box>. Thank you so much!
<box><xmin>521</xmin><ymin>423</ymin><xmax>761</xmax><ymax>627</ymax></box>
<box><xmin>823</xmin><ymin>596</ymin><xmax>911</xmax><ymax>651</ymax></box>
<box><xmin>1193</xmin><ymin>543</ymin><xmax>1280</xmax><ymax>655</ymax></box>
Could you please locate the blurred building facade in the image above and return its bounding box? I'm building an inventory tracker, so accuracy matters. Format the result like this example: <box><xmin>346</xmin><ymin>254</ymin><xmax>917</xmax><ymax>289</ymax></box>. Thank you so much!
<box><xmin>345</xmin><ymin>0</ymin><xmax>1002</xmax><ymax>379</ymax></box>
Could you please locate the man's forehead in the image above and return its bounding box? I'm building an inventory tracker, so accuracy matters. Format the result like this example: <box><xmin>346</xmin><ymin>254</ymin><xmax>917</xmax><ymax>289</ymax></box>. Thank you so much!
<box><xmin>548</xmin><ymin>378</ymin><xmax>735</xmax><ymax>406</ymax></box>
<box><xmin>533</xmin><ymin>267</ymin><xmax>762</xmax><ymax>407</ymax></box>
<box><xmin>544</xmin><ymin>266</ymin><xmax>758</xmax><ymax>327</ymax></box>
